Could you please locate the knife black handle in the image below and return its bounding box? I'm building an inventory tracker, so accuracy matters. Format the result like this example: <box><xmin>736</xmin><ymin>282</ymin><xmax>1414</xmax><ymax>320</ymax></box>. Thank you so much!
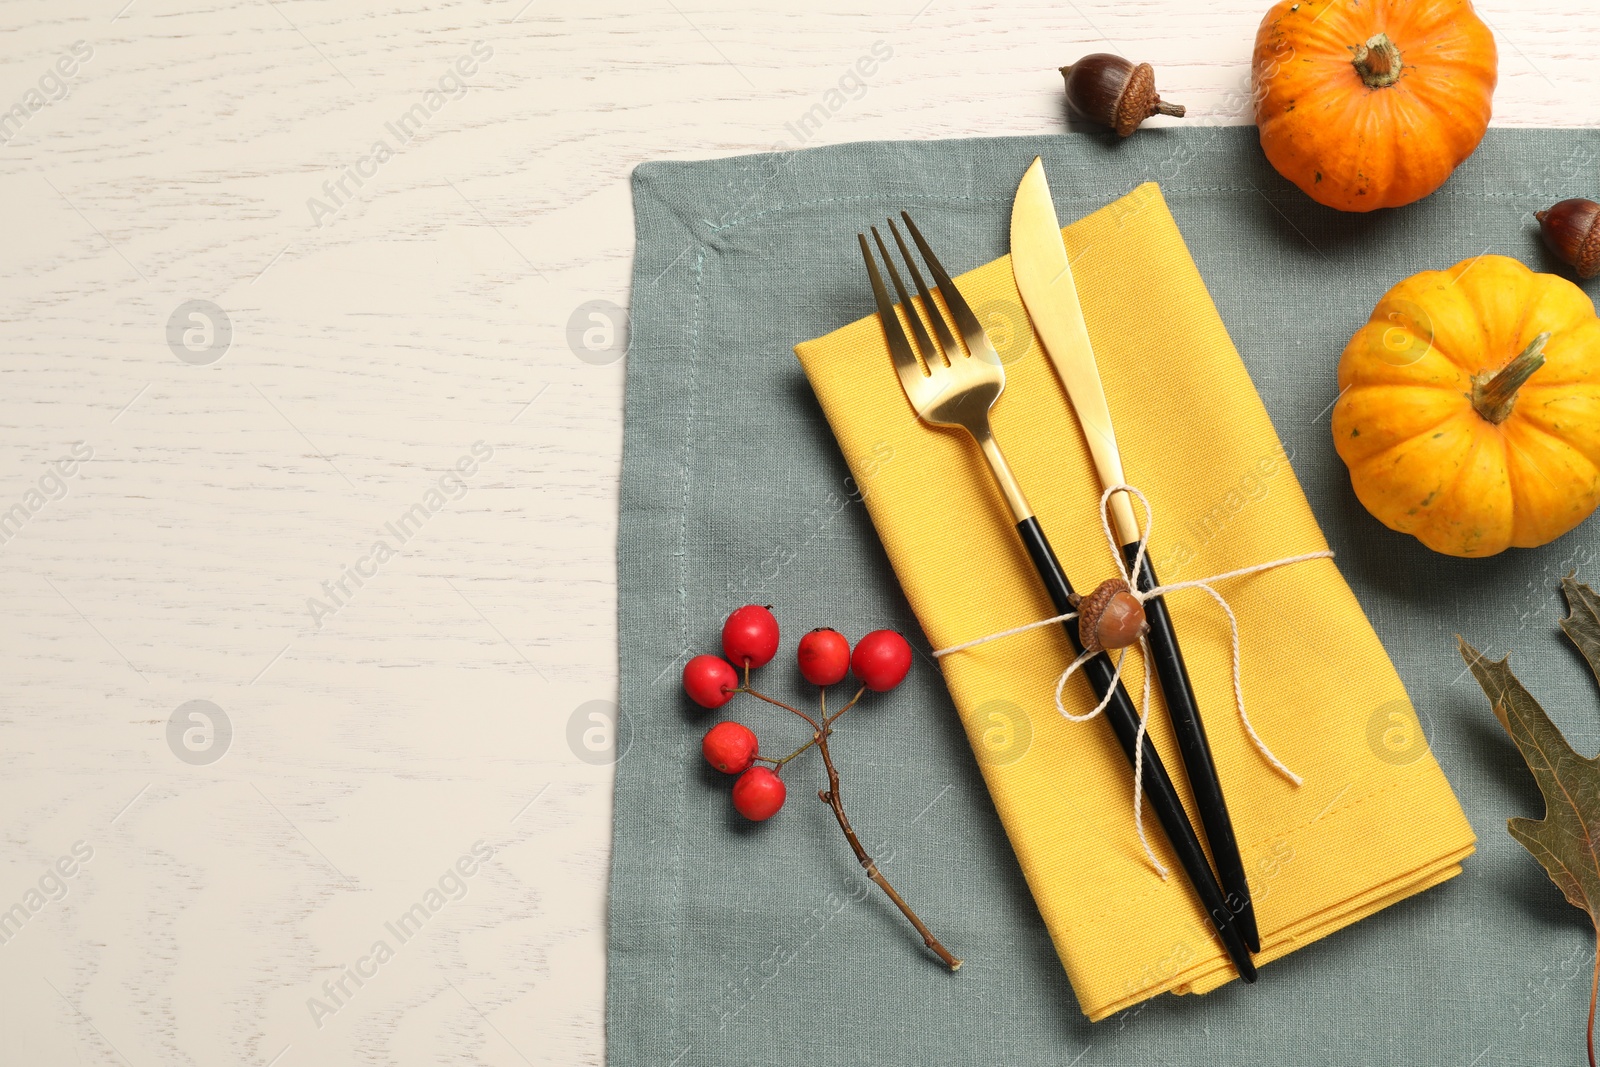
<box><xmin>1124</xmin><ymin>543</ymin><xmax>1261</xmax><ymax>954</ymax></box>
<box><xmin>1014</xmin><ymin>517</ymin><xmax>1256</xmax><ymax>982</ymax></box>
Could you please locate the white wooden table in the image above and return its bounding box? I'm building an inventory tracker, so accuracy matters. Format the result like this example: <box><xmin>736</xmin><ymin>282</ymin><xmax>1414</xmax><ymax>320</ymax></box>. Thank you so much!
<box><xmin>0</xmin><ymin>2</ymin><xmax>1590</xmax><ymax>1063</ymax></box>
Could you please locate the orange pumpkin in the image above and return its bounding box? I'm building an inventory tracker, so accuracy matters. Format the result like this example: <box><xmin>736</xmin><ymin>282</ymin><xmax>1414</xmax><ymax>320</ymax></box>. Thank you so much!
<box><xmin>1333</xmin><ymin>256</ymin><xmax>1600</xmax><ymax>557</ymax></box>
<box><xmin>1252</xmin><ymin>0</ymin><xmax>1497</xmax><ymax>212</ymax></box>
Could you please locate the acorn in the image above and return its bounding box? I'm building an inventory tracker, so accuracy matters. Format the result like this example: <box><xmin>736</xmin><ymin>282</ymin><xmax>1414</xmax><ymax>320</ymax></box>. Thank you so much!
<box><xmin>1535</xmin><ymin>198</ymin><xmax>1600</xmax><ymax>279</ymax></box>
<box><xmin>1060</xmin><ymin>54</ymin><xmax>1186</xmax><ymax>137</ymax></box>
<box><xmin>1071</xmin><ymin>577</ymin><xmax>1149</xmax><ymax>654</ymax></box>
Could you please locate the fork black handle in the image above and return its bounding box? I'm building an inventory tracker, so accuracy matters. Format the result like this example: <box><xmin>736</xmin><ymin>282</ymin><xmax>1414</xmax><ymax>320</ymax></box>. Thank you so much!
<box><xmin>1015</xmin><ymin>517</ymin><xmax>1257</xmax><ymax>983</ymax></box>
<box><xmin>1124</xmin><ymin>544</ymin><xmax>1261</xmax><ymax>954</ymax></box>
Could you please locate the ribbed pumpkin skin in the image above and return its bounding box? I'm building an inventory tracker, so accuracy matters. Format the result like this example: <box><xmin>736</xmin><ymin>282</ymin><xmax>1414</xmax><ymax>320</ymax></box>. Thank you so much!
<box><xmin>1252</xmin><ymin>0</ymin><xmax>1497</xmax><ymax>212</ymax></box>
<box><xmin>1333</xmin><ymin>257</ymin><xmax>1600</xmax><ymax>557</ymax></box>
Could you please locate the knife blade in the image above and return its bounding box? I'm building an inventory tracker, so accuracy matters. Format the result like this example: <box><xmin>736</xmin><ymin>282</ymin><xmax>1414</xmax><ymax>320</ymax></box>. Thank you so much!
<box><xmin>1008</xmin><ymin>157</ymin><xmax>1141</xmax><ymax>546</ymax></box>
<box><xmin>1009</xmin><ymin>155</ymin><xmax>1263</xmax><ymax>955</ymax></box>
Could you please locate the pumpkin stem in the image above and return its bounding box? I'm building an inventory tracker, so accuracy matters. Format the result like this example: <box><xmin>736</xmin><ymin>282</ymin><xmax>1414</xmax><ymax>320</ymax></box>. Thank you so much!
<box><xmin>1472</xmin><ymin>332</ymin><xmax>1551</xmax><ymax>425</ymax></box>
<box><xmin>1351</xmin><ymin>33</ymin><xmax>1403</xmax><ymax>89</ymax></box>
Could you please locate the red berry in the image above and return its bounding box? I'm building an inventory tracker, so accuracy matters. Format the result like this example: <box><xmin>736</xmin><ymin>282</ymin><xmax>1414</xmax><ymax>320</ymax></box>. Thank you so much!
<box><xmin>702</xmin><ymin>721</ymin><xmax>758</xmax><ymax>774</ymax></box>
<box><xmin>683</xmin><ymin>654</ymin><xmax>738</xmax><ymax>709</ymax></box>
<box><xmin>851</xmin><ymin>630</ymin><xmax>912</xmax><ymax>692</ymax></box>
<box><xmin>722</xmin><ymin>605</ymin><xmax>780</xmax><ymax>668</ymax></box>
<box><xmin>797</xmin><ymin>627</ymin><xmax>851</xmax><ymax>686</ymax></box>
<box><xmin>731</xmin><ymin>766</ymin><xmax>786</xmax><ymax>821</ymax></box>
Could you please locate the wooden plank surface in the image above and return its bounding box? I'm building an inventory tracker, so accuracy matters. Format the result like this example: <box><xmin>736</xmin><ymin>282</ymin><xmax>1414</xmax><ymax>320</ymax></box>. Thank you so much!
<box><xmin>0</xmin><ymin>1</ymin><xmax>1591</xmax><ymax>1063</ymax></box>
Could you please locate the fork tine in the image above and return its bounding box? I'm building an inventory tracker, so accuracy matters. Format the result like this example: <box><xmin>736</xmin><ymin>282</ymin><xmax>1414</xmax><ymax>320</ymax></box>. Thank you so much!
<box><xmin>899</xmin><ymin>212</ymin><xmax>999</xmax><ymax>363</ymax></box>
<box><xmin>888</xmin><ymin>217</ymin><xmax>964</xmax><ymax>361</ymax></box>
<box><xmin>871</xmin><ymin>226</ymin><xmax>944</xmax><ymax>368</ymax></box>
<box><xmin>858</xmin><ymin>233</ymin><xmax>929</xmax><ymax>392</ymax></box>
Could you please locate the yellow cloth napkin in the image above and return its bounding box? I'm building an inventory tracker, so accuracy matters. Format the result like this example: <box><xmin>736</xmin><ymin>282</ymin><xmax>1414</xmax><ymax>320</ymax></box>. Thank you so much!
<box><xmin>794</xmin><ymin>182</ymin><xmax>1475</xmax><ymax>1021</ymax></box>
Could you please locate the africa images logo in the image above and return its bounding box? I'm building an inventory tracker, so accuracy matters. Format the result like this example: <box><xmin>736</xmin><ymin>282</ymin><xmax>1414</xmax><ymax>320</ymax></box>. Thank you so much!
<box><xmin>306</xmin><ymin>441</ymin><xmax>492</xmax><ymax>630</ymax></box>
<box><xmin>0</xmin><ymin>842</ymin><xmax>93</xmax><ymax>947</ymax></box>
<box><xmin>305</xmin><ymin>840</ymin><xmax>494</xmax><ymax>1028</ymax></box>
<box><xmin>0</xmin><ymin>442</ymin><xmax>93</xmax><ymax>548</ymax></box>
<box><xmin>305</xmin><ymin>42</ymin><xmax>493</xmax><ymax>228</ymax></box>
<box><xmin>0</xmin><ymin>41</ymin><xmax>93</xmax><ymax>146</ymax></box>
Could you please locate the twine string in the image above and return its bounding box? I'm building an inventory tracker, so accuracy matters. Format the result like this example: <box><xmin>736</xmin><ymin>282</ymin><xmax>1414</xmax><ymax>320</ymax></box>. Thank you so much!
<box><xmin>934</xmin><ymin>483</ymin><xmax>1329</xmax><ymax>877</ymax></box>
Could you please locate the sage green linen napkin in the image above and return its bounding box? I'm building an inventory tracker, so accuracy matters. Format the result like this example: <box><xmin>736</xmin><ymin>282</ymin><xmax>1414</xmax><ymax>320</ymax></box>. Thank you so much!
<box><xmin>614</xmin><ymin>126</ymin><xmax>1600</xmax><ymax>1066</ymax></box>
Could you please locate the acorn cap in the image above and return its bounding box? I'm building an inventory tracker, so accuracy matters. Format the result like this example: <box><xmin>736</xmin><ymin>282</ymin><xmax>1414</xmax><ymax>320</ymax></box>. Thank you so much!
<box><xmin>1116</xmin><ymin>63</ymin><xmax>1161</xmax><ymax>138</ymax></box>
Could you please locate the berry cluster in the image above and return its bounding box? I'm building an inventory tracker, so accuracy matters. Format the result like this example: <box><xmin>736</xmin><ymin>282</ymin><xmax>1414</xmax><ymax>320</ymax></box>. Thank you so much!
<box><xmin>682</xmin><ymin>605</ymin><xmax>957</xmax><ymax>970</ymax></box>
<box><xmin>685</xmin><ymin>608</ymin><xmax>911</xmax><ymax>819</ymax></box>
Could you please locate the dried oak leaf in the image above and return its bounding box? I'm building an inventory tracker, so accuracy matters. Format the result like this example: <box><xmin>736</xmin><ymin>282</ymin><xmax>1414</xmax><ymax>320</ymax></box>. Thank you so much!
<box><xmin>1460</xmin><ymin>575</ymin><xmax>1600</xmax><ymax>1067</ymax></box>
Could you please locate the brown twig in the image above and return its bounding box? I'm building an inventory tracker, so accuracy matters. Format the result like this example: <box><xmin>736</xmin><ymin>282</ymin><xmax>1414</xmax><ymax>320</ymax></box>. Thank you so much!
<box><xmin>753</xmin><ymin>686</ymin><xmax>870</xmax><ymax>769</ymax></box>
<box><xmin>740</xmin><ymin>681</ymin><xmax>961</xmax><ymax>971</ymax></box>
<box><xmin>824</xmin><ymin>685</ymin><xmax>867</xmax><ymax>725</ymax></box>
<box><xmin>755</xmin><ymin>735</ymin><xmax>819</xmax><ymax>770</ymax></box>
<box><xmin>815</xmin><ymin>719</ymin><xmax>961</xmax><ymax>970</ymax></box>
<box><xmin>740</xmin><ymin>686</ymin><xmax>821</xmax><ymax>732</ymax></box>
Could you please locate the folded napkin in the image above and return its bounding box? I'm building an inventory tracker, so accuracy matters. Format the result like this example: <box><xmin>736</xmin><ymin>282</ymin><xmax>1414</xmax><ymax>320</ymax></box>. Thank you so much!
<box><xmin>794</xmin><ymin>181</ymin><xmax>1475</xmax><ymax>1021</ymax></box>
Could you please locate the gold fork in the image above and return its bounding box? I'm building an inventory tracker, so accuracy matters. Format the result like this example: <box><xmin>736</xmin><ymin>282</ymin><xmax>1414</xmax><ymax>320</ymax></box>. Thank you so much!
<box><xmin>858</xmin><ymin>213</ymin><xmax>1257</xmax><ymax>981</ymax></box>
